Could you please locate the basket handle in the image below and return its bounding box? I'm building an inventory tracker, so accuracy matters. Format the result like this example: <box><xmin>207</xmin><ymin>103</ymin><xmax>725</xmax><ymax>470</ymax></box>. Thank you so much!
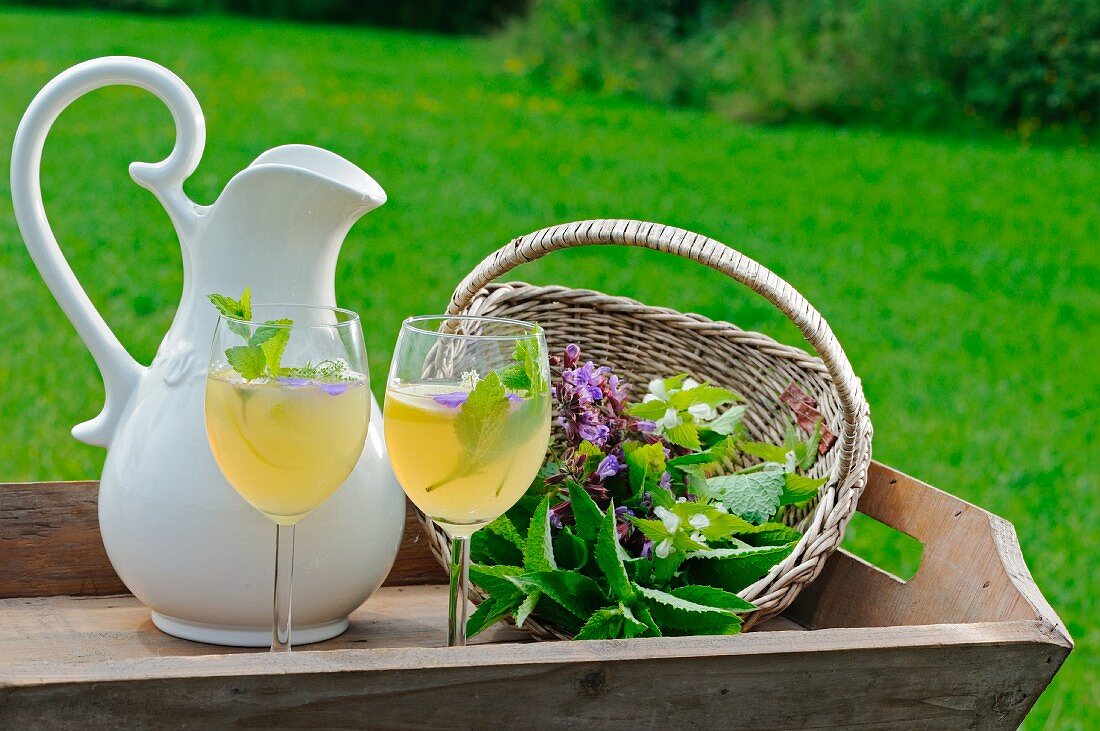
<box><xmin>447</xmin><ymin>219</ymin><xmax>868</xmax><ymax>484</ymax></box>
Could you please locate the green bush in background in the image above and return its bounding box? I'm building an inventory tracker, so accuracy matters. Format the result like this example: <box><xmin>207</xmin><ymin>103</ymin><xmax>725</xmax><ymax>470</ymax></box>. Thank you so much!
<box><xmin>504</xmin><ymin>0</ymin><xmax>1100</xmax><ymax>140</ymax></box>
<box><xmin>2</xmin><ymin>0</ymin><xmax>528</xmax><ymax>32</ymax></box>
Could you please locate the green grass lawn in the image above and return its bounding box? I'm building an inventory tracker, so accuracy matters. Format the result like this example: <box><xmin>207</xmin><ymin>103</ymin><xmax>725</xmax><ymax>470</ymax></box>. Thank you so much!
<box><xmin>1</xmin><ymin>9</ymin><xmax>1096</xmax><ymax>727</ymax></box>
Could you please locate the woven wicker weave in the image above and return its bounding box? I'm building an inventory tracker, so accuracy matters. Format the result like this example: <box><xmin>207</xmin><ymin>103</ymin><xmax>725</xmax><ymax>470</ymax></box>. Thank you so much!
<box><xmin>416</xmin><ymin>219</ymin><xmax>873</xmax><ymax>637</ymax></box>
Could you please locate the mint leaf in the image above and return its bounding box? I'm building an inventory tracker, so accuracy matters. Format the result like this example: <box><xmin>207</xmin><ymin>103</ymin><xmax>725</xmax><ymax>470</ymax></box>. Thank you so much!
<box><xmin>575</xmin><ymin>607</ymin><xmax>624</xmax><ymax>640</ymax></box>
<box><xmin>514</xmin><ymin>590</ymin><xmax>540</xmax><ymax>628</ymax></box>
<box><xmin>469</xmin><ymin>564</ymin><xmax>524</xmax><ymax>597</ymax></box>
<box><xmin>661</xmin><ymin>374</ymin><xmax>689</xmax><ymax>391</ymax></box>
<box><xmin>498</xmin><ymin>363</ymin><xmax>530</xmax><ymax>391</ymax></box>
<box><xmin>707</xmin><ymin>470</ymin><xmax>785</xmax><ymax>523</ymax></box>
<box><xmin>568</xmin><ymin>481</ymin><xmax>604</xmax><ymax>543</ymax></box>
<box><xmin>518</xmin><ymin>570</ymin><xmax>606</xmax><ymax>619</ymax></box>
<box><xmin>739</xmin><ymin>440</ymin><xmax>789</xmax><ymax>464</ymax></box>
<box><xmin>631</xmin><ymin>602</ymin><xmax>662</xmax><ymax>637</ymax></box>
<box><xmin>738</xmin><ymin>522</ymin><xmax>802</xmax><ymax>547</ymax></box>
<box><xmin>635</xmin><ymin>584</ymin><xmax>743</xmax><ymax>636</ymax></box>
<box><xmin>670</xmin><ymin>584</ymin><xmax>756</xmax><ymax>613</ymax></box>
<box><xmin>685</xmin><ymin>543</ymin><xmax>797</xmax><ymax>593</ymax></box>
<box><xmin>225</xmin><ymin>345</ymin><xmax>266</xmax><ymax>380</ymax></box>
<box><xmin>553</xmin><ymin>526</ymin><xmax>588</xmax><ymax>570</ymax></box>
<box><xmin>706</xmin><ymin>405</ymin><xmax>747</xmax><ymax>435</ymax></box>
<box><xmin>664</xmin><ymin>421</ymin><xmax>701</xmax><ymax>450</ymax></box>
<box><xmin>208</xmin><ymin>288</ymin><xmax>252</xmax><ymax>340</ymax></box>
<box><xmin>626</xmin><ymin>399</ymin><xmax>671</xmax><ymax>421</ymax></box>
<box><xmin>256</xmin><ymin>318</ymin><xmax>292</xmax><ymax>376</ymax></box>
<box><xmin>619</xmin><ymin>601</ymin><xmax>648</xmax><ymax>639</ymax></box>
<box><xmin>781</xmin><ymin>473</ymin><xmax>827</xmax><ymax>506</ymax></box>
<box><xmin>427</xmin><ymin>371</ymin><xmax>511</xmax><ymax>492</ymax></box>
<box><xmin>511</xmin><ymin>327</ymin><xmax>545</xmax><ymax>393</ymax></box>
<box><xmin>596</xmin><ymin>501</ymin><xmax>634</xmax><ymax>601</ymax></box>
<box><xmin>668</xmin><ymin>435</ymin><xmax>736</xmax><ymax>468</ymax></box>
<box><xmin>467</xmin><ymin>591</ymin><xmax>525</xmax><ymax>638</ymax></box>
<box><xmin>623</xmin><ymin>441</ymin><xmax>666</xmax><ymax>495</ymax></box>
<box><xmin>669</xmin><ymin>383</ymin><xmax>740</xmax><ymax>411</ymax></box>
<box><xmin>523</xmin><ymin>496</ymin><xmax>556</xmax><ymax>572</ymax></box>
<box><xmin>471</xmin><ymin>514</ymin><xmax>524</xmax><ymax>566</ymax></box>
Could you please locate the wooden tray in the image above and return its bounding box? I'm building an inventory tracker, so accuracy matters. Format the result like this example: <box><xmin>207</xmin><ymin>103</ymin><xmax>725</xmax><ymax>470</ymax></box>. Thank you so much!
<box><xmin>0</xmin><ymin>462</ymin><xmax>1070</xmax><ymax>729</ymax></box>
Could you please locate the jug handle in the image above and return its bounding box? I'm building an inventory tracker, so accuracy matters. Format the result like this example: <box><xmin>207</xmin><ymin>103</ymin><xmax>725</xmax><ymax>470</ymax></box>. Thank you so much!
<box><xmin>10</xmin><ymin>57</ymin><xmax>206</xmax><ymax>448</ymax></box>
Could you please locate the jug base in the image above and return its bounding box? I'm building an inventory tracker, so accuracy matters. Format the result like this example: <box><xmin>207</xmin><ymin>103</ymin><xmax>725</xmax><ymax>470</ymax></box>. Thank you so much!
<box><xmin>151</xmin><ymin>611</ymin><xmax>350</xmax><ymax>647</ymax></box>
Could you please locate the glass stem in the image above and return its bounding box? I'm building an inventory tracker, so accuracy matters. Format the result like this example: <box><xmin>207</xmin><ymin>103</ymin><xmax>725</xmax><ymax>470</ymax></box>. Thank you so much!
<box><xmin>448</xmin><ymin>535</ymin><xmax>470</xmax><ymax>647</ymax></box>
<box><xmin>272</xmin><ymin>522</ymin><xmax>295</xmax><ymax>652</ymax></box>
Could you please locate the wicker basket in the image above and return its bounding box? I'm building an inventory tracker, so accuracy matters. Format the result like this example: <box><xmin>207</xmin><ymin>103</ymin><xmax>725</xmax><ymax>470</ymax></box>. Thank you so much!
<box><xmin>417</xmin><ymin>219</ymin><xmax>873</xmax><ymax>637</ymax></box>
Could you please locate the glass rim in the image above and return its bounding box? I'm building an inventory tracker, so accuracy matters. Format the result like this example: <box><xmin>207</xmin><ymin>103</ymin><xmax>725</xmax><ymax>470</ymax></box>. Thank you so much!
<box><xmin>401</xmin><ymin>314</ymin><xmax>541</xmax><ymax>341</ymax></box>
<box><xmin>218</xmin><ymin>303</ymin><xmax>361</xmax><ymax>330</ymax></box>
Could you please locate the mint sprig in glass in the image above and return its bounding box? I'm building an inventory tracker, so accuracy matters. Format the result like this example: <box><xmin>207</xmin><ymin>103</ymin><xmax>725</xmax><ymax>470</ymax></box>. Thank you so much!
<box><xmin>384</xmin><ymin>315</ymin><xmax>551</xmax><ymax>646</ymax></box>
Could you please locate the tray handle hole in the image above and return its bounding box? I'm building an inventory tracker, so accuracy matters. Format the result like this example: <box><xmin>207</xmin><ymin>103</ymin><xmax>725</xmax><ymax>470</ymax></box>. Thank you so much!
<box><xmin>841</xmin><ymin>512</ymin><xmax>924</xmax><ymax>582</ymax></box>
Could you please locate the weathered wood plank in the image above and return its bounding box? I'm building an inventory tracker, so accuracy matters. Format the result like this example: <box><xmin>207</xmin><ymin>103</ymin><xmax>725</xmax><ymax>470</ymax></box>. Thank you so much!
<box><xmin>0</xmin><ymin>620</ymin><xmax>1064</xmax><ymax>730</ymax></box>
<box><xmin>788</xmin><ymin>463</ymin><xmax>1072</xmax><ymax>642</ymax></box>
<box><xmin>0</xmin><ymin>482</ymin><xmax>445</xmax><ymax>599</ymax></box>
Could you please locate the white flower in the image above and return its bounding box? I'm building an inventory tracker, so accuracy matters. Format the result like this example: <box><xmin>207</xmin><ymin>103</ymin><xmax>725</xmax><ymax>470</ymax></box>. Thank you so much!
<box><xmin>647</xmin><ymin>378</ymin><xmax>669</xmax><ymax>401</ymax></box>
<box><xmin>682</xmin><ymin>377</ymin><xmax>700</xmax><ymax>391</ymax></box>
<box><xmin>784</xmin><ymin>450</ymin><xmax>798</xmax><ymax>474</ymax></box>
<box><xmin>690</xmin><ymin>531</ymin><xmax>707</xmax><ymax>544</ymax></box>
<box><xmin>687</xmin><ymin>403</ymin><xmax>717</xmax><ymax>421</ymax></box>
<box><xmin>688</xmin><ymin>513</ymin><xmax>710</xmax><ymax>530</ymax></box>
<box><xmin>658</xmin><ymin>407</ymin><xmax>680</xmax><ymax>432</ymax></box>
<box><xmin>654</xmin><ymin>538</ymin><xmax>673</xmax><ymax>559</ymax></box>
<box><xmin>654</xmin><ymin>506</ymin><xmax>681</xmax><ymax>533</ymax></box>
<box><xmin>713</xmin><ymin>504</ymin><xmax>729</xmax><ymax>513</ymax></box>
<box><xmin>461</xmin><ymin>370</ymin><xmax>480</xmax><ymax>390</ymax></box>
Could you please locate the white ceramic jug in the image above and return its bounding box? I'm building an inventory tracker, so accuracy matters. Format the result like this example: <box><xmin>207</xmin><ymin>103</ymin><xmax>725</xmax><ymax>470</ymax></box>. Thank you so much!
<box><xmin>10</xmin><ymin>57</ymin><xmax>405</xmax><ymax>646</ymax></box>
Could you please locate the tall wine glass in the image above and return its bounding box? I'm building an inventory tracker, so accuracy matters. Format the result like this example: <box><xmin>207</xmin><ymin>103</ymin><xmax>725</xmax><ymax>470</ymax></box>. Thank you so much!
<box><xmin>384</xmin><ymin>315</ymin><xmax>551</xmax><ymax>646</ymax></box>
<box><xmin>205</xmin><ymin>304</ymin><xmax>370</xmax><ymax>652</ymax></box>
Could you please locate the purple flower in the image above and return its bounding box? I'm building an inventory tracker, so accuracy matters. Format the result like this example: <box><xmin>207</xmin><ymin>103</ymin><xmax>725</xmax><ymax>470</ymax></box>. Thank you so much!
<box><xmin>658</xmin><ymin>471</ymin><xmax>672</xmax><ymax>490</ymax></box>
<box><xmin>507</xmin><ymin>393</ymin><xmax>523</xmax><ymax>404</ymax></box>
<box><xmin>277</xmin><ymin>376</ymin><xmax>310</xmax><ymax>387</ymax></box>
<box><xmin>634</xmin><ymin>419</ymin><xmax>656</xmax><ymax>434</ymax></box>
<box><xmin>564</xmin><ymin>343</ymin><xmax>581</xmax><ymax>363</ymax></box>
<box><xmin>594</xmin><ymin>454</ymin><xmax>624</xmax><ymax>481</ymax></box>
<box><xmin>321</xmin><ymin>383</ymin><xmax>349</xmax><ymax>396</ymax></box>
<box><xmin>577</xmin><ymin>422</ymin><xmax>610</xmax><ymax>444</ymax></box>
<box><xmin>641</xmin><ymin>540</ymin><xmax>654</xmax><ymax>559</ymax></box>
<box><xmin>549</xmin><ymin>501</ymin><xmax>572</xmax><ymax>529</ymax></box>
<box><xmin>433</xmin><ymin>391</ymin><xmax>469</xmax><ymax>408</ymax></box>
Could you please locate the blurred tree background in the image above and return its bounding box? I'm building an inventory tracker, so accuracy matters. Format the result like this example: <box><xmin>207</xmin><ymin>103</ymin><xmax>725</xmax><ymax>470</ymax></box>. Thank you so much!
<box><xmin>7</xmin><ymin>0</ymin><xmax>1098</xmax><ymax>142</ymax></box>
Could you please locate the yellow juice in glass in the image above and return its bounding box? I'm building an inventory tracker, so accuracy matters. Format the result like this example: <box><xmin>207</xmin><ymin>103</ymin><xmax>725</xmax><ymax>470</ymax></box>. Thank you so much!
<box><xmin>205</xmin><ymin>369</ymin><xmax>369</xmax><ymax>524</ymax></box>
<box><xmin>384</xmin><ymin>382</ymin><xmax>551</xmax><ymax>536</ymax></box>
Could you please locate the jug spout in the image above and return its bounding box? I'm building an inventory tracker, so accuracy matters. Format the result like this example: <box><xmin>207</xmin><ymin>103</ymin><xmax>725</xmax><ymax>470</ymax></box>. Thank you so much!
<box><xmin>247</xmin><ymin>144</ymin><xmax>387</xmax><ymax>214</ymax></box>
<box><xmin>193</xmin><ymin>145</ymin><xmax>386</xmax><ymax>302</ymax></box>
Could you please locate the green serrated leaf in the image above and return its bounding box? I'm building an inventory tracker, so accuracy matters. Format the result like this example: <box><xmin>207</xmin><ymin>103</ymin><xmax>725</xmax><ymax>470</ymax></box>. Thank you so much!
<box><xmin>469</xmin><ymin>564</ymin><xmax>525</xmax><ymax>597</ymax></box>
<box><xmin>670</xmin><ymin>584</ymin><xmax>756</xmax><ymax>612</ymax></box>
<box><xmin>739</xmin><ymin>440</ymin><xmax>790</xmax><ymax>464</ymax></box>
<box><xmin>707</xmin><ymin>470</ymin><xmax>785</xmax><ymax>524</ymax></box>
<box><xmin>684</xmin><ymin>543</ymin><xmax>797</xmax><ymax>593</ymax></box>
<box><xmin>619</xmin><ymin>601</ymin><xmax>648</xmax><ymax>638</ymax></box>
<box><xmin>518</xmin><ymin>570</ymin><xmax>606</xmax><ymax>619</ymax></box>
<box><xmin>225</xmin><ymin>345</ymin><xmax>266</xmax><ymax>380</ymax></box>
<box><xmin>466</xmin><ymin>590</ymin><xmax>525</xmax><ymax>638</ymax></box>
<box><xmin>623</xmin><ymin>441</ymin><xmax>666</xmax><ymax>495</ymax></box>
<box><xmin>625</xmin><ymin>399</ymin><xmax>671</xmax><ymax>421</ymax></box>
<box><xmin>738</xmin><ymin>523</ymin><xmax>803</xmax><ymax>547</ymax></box>
<box><xmin>575</xmin><ymin>607</ymin><xmax>624</xmax><ymax>640</ymax></box>
<box><xmin>523</xmin><ymin>496</ymin><xmax>557</xmax><ymax>572</ymax></box>
<box><xmin>801</xmin><ymin>419</ymin><xmax>823</xmax><ymax>470</ymax></box>
<box><xmin>662</xmin><ymin>374</ymin><xmax>689</xmax><ymax>391</ymax></box>
<box><xmin>427</xmin><ymin>371</ymin><xmax>511</xmax><ymax>492</ymax></box>
<box><xmin>706</xmin><ymin>405</ymin><xmax>748</xmax><ymax>435</ymax></box>
<box><xmin>781</xmin><ymin>473</ymin><xmax>827</xmax><ymax>506</ymax></box>
<box><xmin>653</xmin><ymin>551</ymin><xmax>685</xmax><ymax>584</ymax></box>
<box><xmin>568</xmin><ymin>481</ymin><xmax>604</xmax><ymax>543</ymax></box>
<box><xmin>669</xmin><ymin>383</ymin><xmax>740</xmax><ymax>410</ymax></box>
<box><xmin>632</xmin><ymin>601</ymin><xmax>662</xmax><ymax>637</ymax></box>
<box><xmin>635</xmin><ymin>584</ymin><xmax>743</xmax><ymax>635</ymax></box>
<box><xmin>257</xmin><ymin>318</ymin><xmax>292</xmax><ymax>376</ymax></box>
<box><xmin>498</xmin><ymin>363</ymin><xmax>530</xmax><ymax>390</ymax></box>
<box><xmin>553</xmin><ymin>526</ymin><xmax>588</xmax><ymax>570</ymax></box>
<box><xmin>596</xmin><ymin>502</ymin><xmax>634</xmax><ymax>601</ymax></box>
<box><xmin>664</xmin><ymin>421</ymin><xmax>702</xmax><ymax>450</ymax></box>
<box><xmin>471</xmin><ymin>514</ymin><xmax>525</xmax><ymax>566</ymax></box>
<box><xmin>668</xmin><ymin>435</ymin><xmax>736</xmax><ymax>468</ymax></box>
<box><xmin>511</xmin><ymin>326</ymin><xmax>545</xmax><ymax>393</ymax></box>
<box><xmin>514</xmin><ymin>590</ymin><xmax>540</xmax><ymax>627</ymax></box>
<box><xmin>627</xmin><ymin>516</ymin><xmax>672</xmax><ymax>544</ymax></box>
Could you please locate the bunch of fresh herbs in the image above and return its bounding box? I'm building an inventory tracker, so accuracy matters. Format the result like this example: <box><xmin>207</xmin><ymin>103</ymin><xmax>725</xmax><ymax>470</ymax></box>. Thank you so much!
<box><xmin>467</xmin><ymin>344</ymin><xmax>832</xmax><ymax>640</ymax></box>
